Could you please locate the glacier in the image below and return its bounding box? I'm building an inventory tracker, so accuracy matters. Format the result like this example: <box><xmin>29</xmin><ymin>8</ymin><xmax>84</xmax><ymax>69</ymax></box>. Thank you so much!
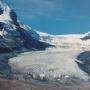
<box><xmin>9</xmin><ymin>49</ymin><xmax>89</xmax><ymax>82</ymax></box>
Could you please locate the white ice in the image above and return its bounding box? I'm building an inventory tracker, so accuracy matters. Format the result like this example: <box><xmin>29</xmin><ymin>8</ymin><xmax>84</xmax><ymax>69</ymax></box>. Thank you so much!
<box><xmin>9</xmin><ymin>48</ymin><xmax>89</xmax><ymax>81</ymax></box>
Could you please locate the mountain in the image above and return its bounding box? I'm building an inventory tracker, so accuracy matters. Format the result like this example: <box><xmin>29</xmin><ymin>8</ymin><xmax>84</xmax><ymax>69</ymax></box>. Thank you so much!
<box><xmin>0</xmin><ymin>0</ymin><xmax>54</xmax><ymax>53</ymax></box>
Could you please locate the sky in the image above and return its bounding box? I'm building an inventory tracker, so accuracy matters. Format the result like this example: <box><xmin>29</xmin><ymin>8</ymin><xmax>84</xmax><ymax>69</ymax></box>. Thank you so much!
<box><xmin>6</xmin><ymin>0</ymin><xmax>90</xmax><ymax>34</ymax></box>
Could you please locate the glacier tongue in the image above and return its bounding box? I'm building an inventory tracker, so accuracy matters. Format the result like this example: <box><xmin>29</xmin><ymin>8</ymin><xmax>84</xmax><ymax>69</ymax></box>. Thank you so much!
<box><xmin>9</xmin><ymin>49</ymin><xmax>89</xmax><ymax>82</ymax></box>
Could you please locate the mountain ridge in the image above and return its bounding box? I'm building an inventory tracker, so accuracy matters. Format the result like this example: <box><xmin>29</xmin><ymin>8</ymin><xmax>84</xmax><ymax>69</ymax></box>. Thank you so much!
<box><xmin>0</xmin><ymin>0</ymin><xmax>54</xmax><ymax>52</ymax></box>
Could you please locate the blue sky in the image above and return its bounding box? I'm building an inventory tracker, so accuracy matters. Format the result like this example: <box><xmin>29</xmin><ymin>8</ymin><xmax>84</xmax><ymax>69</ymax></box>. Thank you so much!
<box><xmin>6</xmin><ymin>0</ymin><xmax>90</xmax><ymax>34</ymax></box>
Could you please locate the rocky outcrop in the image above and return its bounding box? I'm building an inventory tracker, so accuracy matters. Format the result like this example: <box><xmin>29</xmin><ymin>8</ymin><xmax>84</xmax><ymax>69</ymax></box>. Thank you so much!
<box><xmin>77</xmin><ymin>51</ymin><xmax>90</xmax><ymax>75</ymax></box>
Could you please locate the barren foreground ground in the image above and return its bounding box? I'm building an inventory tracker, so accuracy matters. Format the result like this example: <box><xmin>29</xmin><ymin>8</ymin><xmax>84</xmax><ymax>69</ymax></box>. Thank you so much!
<box><xmin>0</xmin><ymin>77</ymin><xmax>90</xmax><ymax>90</ymax></box>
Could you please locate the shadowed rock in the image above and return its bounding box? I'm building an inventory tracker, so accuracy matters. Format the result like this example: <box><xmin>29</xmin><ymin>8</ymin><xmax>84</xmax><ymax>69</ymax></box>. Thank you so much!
<box><xmin>77</xmin><ymin>51</ymin><xmax>90</xmax><ymax>75</ymax></box>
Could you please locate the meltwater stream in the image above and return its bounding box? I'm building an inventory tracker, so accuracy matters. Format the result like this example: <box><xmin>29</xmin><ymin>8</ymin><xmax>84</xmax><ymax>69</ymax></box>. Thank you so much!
<box><xmin>9</xmin><ymin>49</ymin><xmax>89</xmax><ymax>82</ymax></box>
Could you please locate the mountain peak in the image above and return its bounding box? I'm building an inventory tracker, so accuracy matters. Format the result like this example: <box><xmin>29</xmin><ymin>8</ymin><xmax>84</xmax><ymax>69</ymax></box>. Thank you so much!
<box><xmin>0</xmin><ymin>0</ymin><xmax>12</xmax><ymax>22</ymax></box>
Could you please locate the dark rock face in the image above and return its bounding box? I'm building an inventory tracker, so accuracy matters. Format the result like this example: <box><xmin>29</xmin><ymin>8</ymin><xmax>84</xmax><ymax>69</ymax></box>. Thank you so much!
<box><xmin>0</xmin><ymin>22</ymin><xmax>4</xmax><ymax>30</ymax></box>
<box><xmin>17</xmin><ymin>26</ymin><xmax>52</xmax><ymax>50</ymax></box>
<box><xmin>0</xmin><ymin>8</ymin><xmax>3</xmax><ymax>15</ymax></box>
<box><xmin>0</xmin><ymin>53</ymin><xmax>13</xmax><ymax>77</ymax></box>
<box><xmin>10</xmin><ymin>10</ymin><xmax>18</xmax><ymax>26</ymax></box>
<box><xmin>81</xmin><ymin>36</ymin><xmax>90</xmax><ymax>40</ymax></box>
<box><xmin>0</xmin><ymin>48</ymin><xmax>11</xmax><ymax>53</ymax></box>
<box><xmin>0</xmin><ymin>22</ymin><xmax>22</xmax><ymax>52</ymax></box>
<box><xmin>77</xmin><ymin>51</ymin><xmax>90</xmax><ymax>75</ymax></box>
<box><xmin>81</xmin><ymin>32</ymin><xmax>90</xmax><ymax>40</ymax></box>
